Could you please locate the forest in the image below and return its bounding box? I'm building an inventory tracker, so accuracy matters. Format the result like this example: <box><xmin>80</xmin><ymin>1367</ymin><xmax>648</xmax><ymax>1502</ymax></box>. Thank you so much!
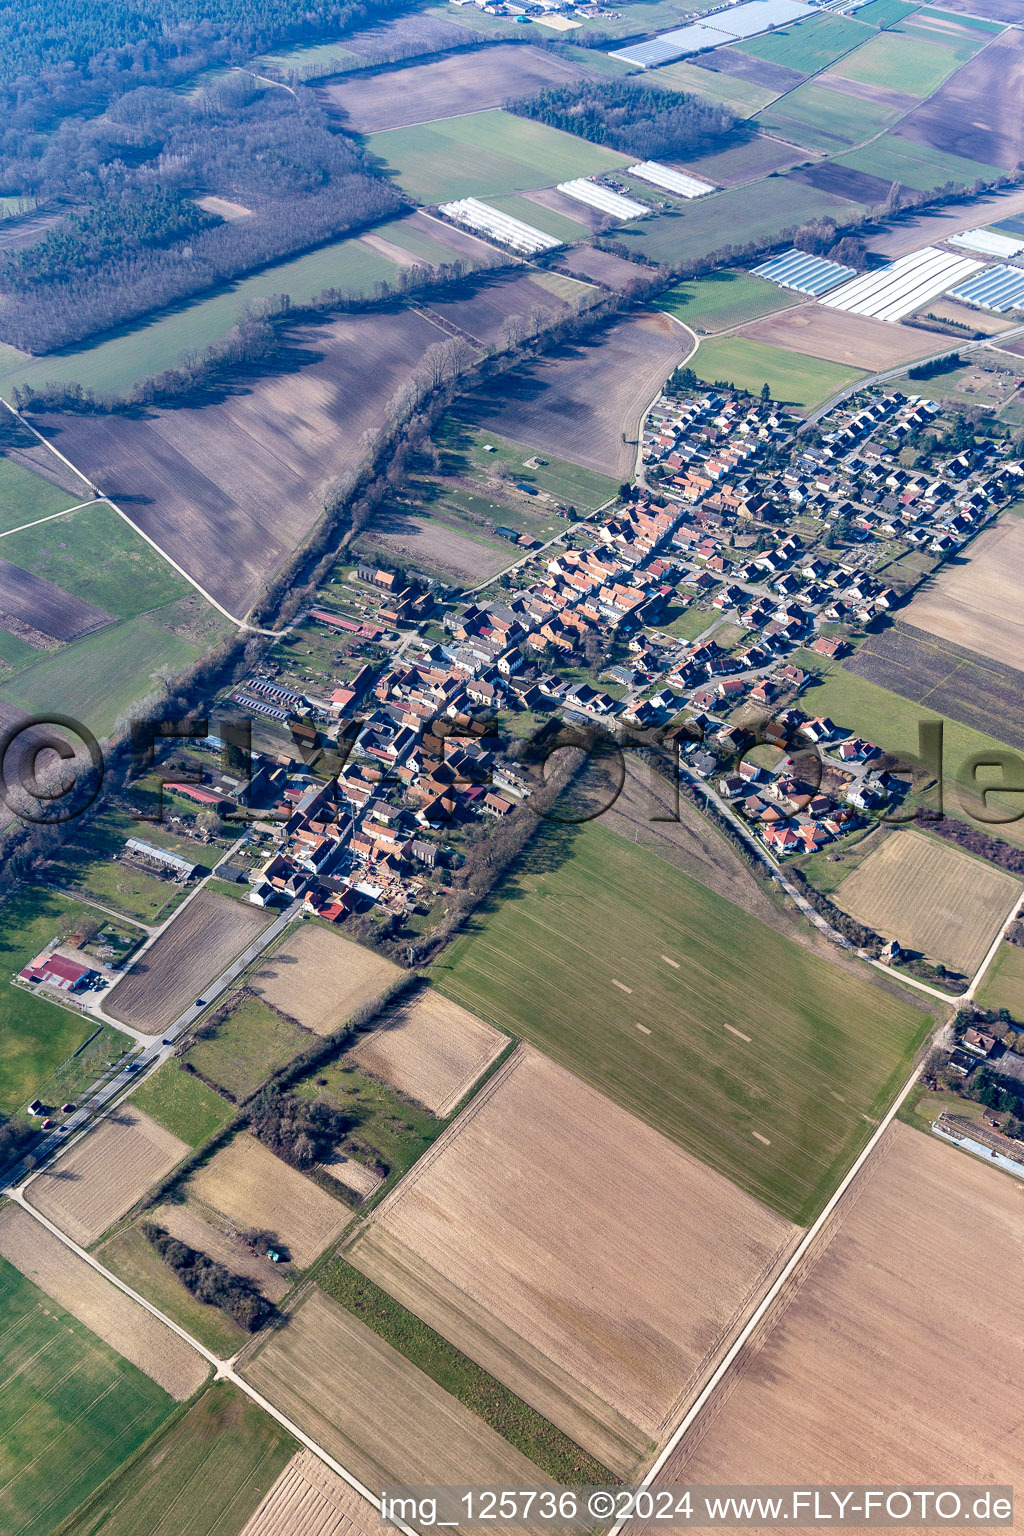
<box><xmin>507</xmin><ymin>80</ymin><xmax>738</xmax><ymax>161</ymax></box>
<box><xmin>0</xmin><ymin>75</ymin><xmax>402</xmax><ymax>352</ymax></box>
<box><xmin>247</xmin><ymin>1085</ymin><xmax>350</xmax><ymax>1171</ymax></box>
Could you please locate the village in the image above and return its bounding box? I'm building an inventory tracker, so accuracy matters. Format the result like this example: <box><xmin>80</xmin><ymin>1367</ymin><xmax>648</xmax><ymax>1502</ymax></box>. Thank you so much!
<box><xmin>134</xmin><ymin>377</ymin><xmax>1021</xmax><ymax>939</ymax></box>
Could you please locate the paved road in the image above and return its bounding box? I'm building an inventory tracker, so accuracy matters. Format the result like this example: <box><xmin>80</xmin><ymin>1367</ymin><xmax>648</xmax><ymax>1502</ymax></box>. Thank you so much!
<box><xmin>1</xmin><ymin>899</ymin><xmax>303</xmax><ymax>1192</ymax></box>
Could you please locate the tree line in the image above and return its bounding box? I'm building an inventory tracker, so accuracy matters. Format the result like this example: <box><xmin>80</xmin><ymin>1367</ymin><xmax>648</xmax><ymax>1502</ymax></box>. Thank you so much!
<box><xmin>143</xmin><ymin>1222</ymin><xmax>276</xmax><ymax>1331</ymax></box>
<box><xmin>0</xmin><ymin>78</ymin><xmax>403</xmax><ymax>353</ymax></box>
<box><xmin>506</xmin><ymin>80</ymin><xmax>737</xmax><ymax>160</ymax></box>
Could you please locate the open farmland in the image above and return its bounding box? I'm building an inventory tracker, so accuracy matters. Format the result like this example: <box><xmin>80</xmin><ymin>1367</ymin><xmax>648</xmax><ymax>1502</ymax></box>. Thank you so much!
<box><xmin>243</xmin><ymin>1289</ymin><xmax>555</xmax><ymax>1492</ymax></box>
<box><xmin>25</xmin><ymin>1105</ymin><xmax>188</xmax><ymax>1245</ymax></box>
<box><xmin>974</xmin><ymin>939</ymin><xmax>1024</xmax><ymax>1019</ymax></box>
<box><xmin>629</xmin><ymin>1125</ymin><xmax>1024</xmax><ymax>1531</ymax></box>
<box><xmin>690</xmin><ymin>335</ymin><xmax>864</xmax><ymax>411</ymax></box>
<box><xmin>831</xmin><ymin>25</ymin><xmax>980</xmax><ymax>97</ymax></box>
<box><xmin>657</xmin><ymin>271</ymin><xmax>800</xmax><ymax>333</ymax></box>
<box><xmin>241</xmin><ymin>1448</ymin><xmax>384</xmax><ymax>1536</ymax></box>
<box><xmin>893</xmin><ymin>23</ymin><xmax>1024</xmax><ymax>170</ymax></box>
<box><xmin>0</xmin><ymin>1205</ymin><xmax>207</xmax><ymax>1399</ymax></box>
<box><xmin>349</xmin><ymin>1046</ymin><xmax>793</xmax><ymax>1472</ymax></box>
<box><xmin>0</xmin><ymin>455</ymin><xmax>81</xmax><ymax>534</ymax></box>
<box><xmin>426</xmin><ymin>268</ymin><xmax>589</xmax><ymax>347</ymax></box>
<box><xmin>835</xmin><ymin>828</ymin><xmax>1020</xmax><ymax>975</ymax></box>
<box><xmin>843</xmin><ymin>619</ymin><xmax>1024</xmax><ymax>754</ymax></box>
<box><xmin>130</xmin><ymin>1060</ymin><xmax>233</xmax><ymax>1147</ymax></box>
<box><xmin>65</xmin><ymin>1385</ymin><xmax>295</xmax><ymax>1536</ymax></box>
<box><xmin>187</xmin><ymin>1133</ymin><xmax>348</xmax><ymax>1267</ymax></box>
<box><xmin>695</xmin><ymin>49</ymin><xmax>805</xmax><ymax>97</ymax></box>
<box><xmin>149</xmin><ymin>1202</ymin><xmax>291</xmax><ymax>1302</ymax></box>
<box><xmin>736</xmin><ymin>305</ymin><xmax>937</xmax><ymax>369</ymax></box>
<box><xmin>106</xmin><ymin>892</ymin><xmax>272</xmax><ymax>1034</ymax></box>
<box><xmin>0</xmin><ymin>1253</ymin><xmax>173</xmax><ymax>1536</ymax></box>
<box><xmin>321</xmin><ymin>45</ymin><xmax>599</xmax><ymax>133</ymax></box>
<box><xmin>251</xmin><ymin>923</ymin><xmax>400</xmax><ymax>1034</ymax></box>
<box><xmin>33</xmin><ymin>307</ymin><xmax>449</xmax><ymax>619</ymax></box>
<box><xmin>735</xmin><ymin>11</ymin><xmax>874</xmax><ymax>73</ymax></box>
<box><xmin>755</xmin><ymin>80</ymin><xmax>901</xmax><ymax>151</ymax></box>
<box><xmin>468</xmin><ymin>311</ymin><xmax>689</xmax><ymax>478</ymax></box>
<box><xmin>348</xmin><ymin>986</ymin><xmax>506</xmax><ymax>1117</ymax></box>
<box><xmin>645</xmin><ymin>59</ymin><xmax>780</xmax><ymax>116</ymax></box>
<box><xmin>357</xmin><ymin>505</ymin><xmax>512</xmax><ymax>583</ymax></box>
<box><xmin>834</xmin><ymin>133</ymin><xmax>1001</xmax><ymax>192</ymax></box>
<box><xmin>365</xmin><ymin>108</ymin><xmax>629</xmax><ymax>203</ymax></box>
<box><xmin>901</xmin><ymin>514</ymin><xmax>1024</xmax><ymax>672</ymax></box>
<box><xmin>183</xmin><ymin>991</ymin><xmax>310</xmax><ymax>1100</ymax></box>
<box><xmin>434</xmin><ymin>822</ymin><xmax>932</xmax><ymax>1224</ymax></box>
<box><xmin>0</xmin><ymin>557</ymin><xmax>111</xmax><ymax>643</ymax></box>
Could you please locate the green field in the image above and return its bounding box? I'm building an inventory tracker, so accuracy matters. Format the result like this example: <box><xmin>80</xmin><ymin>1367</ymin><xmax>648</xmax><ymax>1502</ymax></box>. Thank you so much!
<box><xmin>1</xmin><ymin>502</ymin><xmax>188</xmax><ymax>620</ymax></box>
<box><xmin>853</xmin><ymin>0</ymin><xmax>919</xmax><ymax>25</ymax></box>
<box><xmin>619</xmin><ymin>176</ymin><xmax>862</xmax><ymax>268</ymax></box>
<box><xmin>914</xmin><ymin>4</ymin><xmax>1003</xmax><ymax>30</ymax></box>
<box><xmin>2</xmin><ymin>609</ymin><xmax>218</xmax><ymax>740</ymax></box>
<box><xmin>294</xmin><ymin>1055</ymin><xmax>446</xmax><ymax>1189</ymax></box>
<box><xmin>0</xmin><ymin>1257</ymin><xmax>173</xmax><ymax>1536</ymax></box>
<box><xmin>755</xmin><ymin>81</ymin><xmax>900</xmax><ymax>152</ymax></box>
<box><xmin>366</xmin><ymin>109</ymin><xmax>630</xmax><ymax>203</ymax></box>
<box><xmin>131</xmin><ymin>1061</ymin><xmax>234</xmax><ymax>1147</ymax></box>
<box><xmin>736</xmin><ymin>12</ymin><xmax>874</xmax><ymax>73</ymax></box>
<box><xmin>64</xmin><ymin>1384</ymin><xmax>295</xmax><ymax>1536</ymax></box>
<box><xmin>645</xmin><ymin>60</ymin><xmax>781</xmax><ymax>116</ymax></box>
<box><xmin>370</xmin><ymin>214</ymin><xmax>488</xmax><ymax>267</ymax></box>
<box><xmin>832</xmin><ymin>27</ymin><xmax>981</xmax><ymax>96</ymax></box>
<box><xmin>0</xmin><ymin>456</ymin><xmax>83</xmax><ymax>534</ymax></box>
<box><xmin>183</xmin><ymin>993</ymin><xmax>310</xmax><ymax>1101</ymax></box>
<box><xmin>0</xmin><ymin>888</ymin><xmax>114</xmax><ymax>1115</ymax></box>
<box><xmin>42</xmin><ymin>808</ymin><xmax>200</xmax><ymax>924</ymax></box>
<box><xmin>438</xmin><ymin>415</ymin><xmax>619</xmax><ymax>511</ymax></box>
<box><xmin>690</xmin><ymin>335</ymin><xmax>864</xmax><ymax>410</ymax></box>
<box><xmin>835</xmin><ymin>134</ymin><xmax>1002</xmax><ymax>192</ymax></box>
<box><xmin>434</xmin><ymin>822</ymin><xmax>932</xmax><ymax>1223</ymax></box>
<box><xmin>656</xmin><ymin>270</ymin><xmax>800</xmax><ymax>332</ymax></box>
<box><xmin>485</xmin><ymin>193</ymin><xmax>592</xmax><ymax>245</ymax></box>
<box><xmin>0</xmin><ymin>233</ymin><xmax>402</xmax><ymax>403</ymax></box>
<box><xmin>974</xmin><ymin>941</ymin><xmax>1024</xmax><ymax>1020</ymax></box>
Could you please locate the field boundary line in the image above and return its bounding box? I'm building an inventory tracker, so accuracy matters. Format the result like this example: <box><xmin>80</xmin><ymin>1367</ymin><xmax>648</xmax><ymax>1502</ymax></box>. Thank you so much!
<box><xmin>608</xmin><ymin>1039</ymin><xmax>943</xmax><ymax>1533</ymax></box>
<box><xmin>0</xmin><ymin>500</ymin><xmax>102</xmax><ymax>538</ymax></box>
<box><xmin>966</xmin><ymin>888</ymin><xmax>1024</xmax><ymax>998</ymax></box>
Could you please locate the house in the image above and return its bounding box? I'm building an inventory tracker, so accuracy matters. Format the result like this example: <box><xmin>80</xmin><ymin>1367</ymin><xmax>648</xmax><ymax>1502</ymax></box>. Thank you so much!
<box><xmin>20</xmin><ymin>951</ymin><xmax>98</xmax><ymax>992</ymax></box>
<box><xmin>963</xmin><ymin>1027</ymin><xmax>997</xmax><ymax>1057</ymax></box>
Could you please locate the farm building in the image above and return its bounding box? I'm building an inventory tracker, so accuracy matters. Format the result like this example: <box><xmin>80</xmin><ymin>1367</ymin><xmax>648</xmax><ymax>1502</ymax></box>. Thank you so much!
<box><xmin>628</xmin><ymin>162</ymin><xmax>715</xmax><ymax>199</ymax></box>
<box><xmin>20</xmin><ymin>951</ymin><xmax>98</xmax><ymax>992</ymax></box>
<box><xmin>124</xmin><ymin>838</ymin><xmax>199</xmax><ymax>879</ymax></box>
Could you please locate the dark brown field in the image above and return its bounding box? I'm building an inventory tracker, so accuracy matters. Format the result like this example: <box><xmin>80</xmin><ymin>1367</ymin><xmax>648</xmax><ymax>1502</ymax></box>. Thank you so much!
<box><xmin>554</xmin><ymin>245</ymin><xmax>649</xmax><ymax>291</ymax></box>
<box><xmin>0</xmin><ymin>558</ymin><xmax>112</xmax><ymax>641</ymax></box>
<box><xmin>321</xmin><ymin>44</ymin><xmax>597</xmax><ymax>133</ymax></box>
<box><xmin>738</xmin><ymin>306</ymin><xmax>936</xmax><ymax>370</ymax></box>
<box><xmin>470</xmin><ymin>310</ymin><xmax>689</xmax><ymax>477</ymax></box>
<box><xmin>793</xmin><ymin>160</ymin><xmax>894</xmax><ymax>204</ymax></box>
<box><xmin>894</xmin><ymin>27</ymin><xmax>1024</xmax><ymax>171</ymax></box>
<box><xmin>696</xmin><ymin>48</ymin><xmax>805</xmax><ymax>93</ymax></box>
<box><xmin>35</xmin><ymin>308</ymin><xmax>448</xmax><ymax>617</ymax></box>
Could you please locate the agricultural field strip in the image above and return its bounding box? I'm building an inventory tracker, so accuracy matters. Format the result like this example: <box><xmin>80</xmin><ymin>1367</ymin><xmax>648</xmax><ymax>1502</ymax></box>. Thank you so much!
<box><xmin>821</xmin><ymin>246</ymin><xmax>983</xmax><ymax>321</ymax></box>
<box><xmin>0</xmin><ymin>497</ymin><xmax>98</xmax><ymax>540</ymax></box>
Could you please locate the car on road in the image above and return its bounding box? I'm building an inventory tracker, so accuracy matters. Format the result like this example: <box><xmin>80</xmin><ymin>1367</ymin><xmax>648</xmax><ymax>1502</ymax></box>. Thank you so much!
<box><xmin>195</xmin><ymin>998</ymin><xmax>206</xmax><ymax>1007</ymax></box>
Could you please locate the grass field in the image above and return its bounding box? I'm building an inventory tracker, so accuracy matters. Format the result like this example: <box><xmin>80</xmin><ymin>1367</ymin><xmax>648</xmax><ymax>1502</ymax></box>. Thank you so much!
<box><xmin>64</xmin><ymin>1384</ymin><xmax>295</xmax><ymax>1536</ymax></box>
<box><xmin>691</xmin><ymin>335</ymin><xmax>864</xmax><ymax>410</ymax></box>
<box><xmin>438</xmin><ymin>415</ymin><xmax>619</xmax><ymax>511</ymax></box>
<box><xmin>0</xmin><ymin>235</ymin><xmax>402</xmax><ymax>402</ymax></box>
<box><xmin>485</xmin><ymin>192</ymin><xmax>591</xmax><ymax>244</ymax></box>
<box><xmin>755</xmin><ymin>82</ymin><xmax>901</xmax><ymax>152</ymax></box>
<box><xmin>293</xmin><ymin>1055</ymin><xmax>445</xmax><ymax>1188</ymax></box>
<box><xmin>656</xmin><ymin>271</ymin><xmax>800</xmax><ymax>333</ymax></box>
<box><xmin>834</xmin><ymin>827</ymin><xmax>1020</xmax><ymax>975</ymax></box>
<box><xmin>0</xmin><ymin>1256</ymin><xmax>173</xmax><ymax>1536</ymax></box>
<box><xmin>0</xmin><ymin>502</ymin><xmax>188</xmax><ymax>620</ymax></box>
<box><xmin>644</xmin><ymin>60</ymin><xmax>780</xmax><ymax>116</ymax></box>
<box><xmin>0</xmin><ymin>887</ymin><xmax>111</xmax><ymax>1115</ymax></box>
<box><xmin>834</xmin><ymin>133</ymin><xmax>1002</xmax><ymax>190</ymax></box>
<box><xmin>0</xmin><ymin>457</ymin><xmax>82</xmax><ymax>534</ymax></box>
<box><xmin>832</xmin><ymin>27</ymin><xmax>980</xmax><ymax>95</ymax></box>
<box><xmin>433</xmin><ymin>822</ymin><xmax>932</xmax><ymax>1224</ymax></box>
<box><xmin>1</xmin><ymin>611</ymin><xmax>213</xmax><ymax>740</ymax></box>
<box><xmin>130</xmin><ymin>1061</ymin><xmax>234</xmax><ymax>1147</ymax></box>
<box><xmin>736</xmin><ymin>12</ymin><xmax>874</xmax><ymax>72</ymax></box>
<box><xmin>853</xmin><ymin>0</ymin><xmax>920</xmax><ymax>24</ymax></box>
<box><xmin>619</xmin><ymin>177</ymin><xmax>862</xmax><ymax>268</ymax></box>
<box><xmin>42</xmin><ymin>808</ymin><xmax>198</xmax><ymax>923</ymax></box>
<box><xmin>183</xmin><ymin>993</ymin><xmax>310</xmax><ymax>1101</ymax></box>
<box><xmin>974</xmin><ymin>940</ymin><xmax>1024</xmax><ymax>1019</ymax></box>
<box><xmin>366</xmin><ymin>108</ymin><xmax>630</xmax><ymax>202</ymax></box>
